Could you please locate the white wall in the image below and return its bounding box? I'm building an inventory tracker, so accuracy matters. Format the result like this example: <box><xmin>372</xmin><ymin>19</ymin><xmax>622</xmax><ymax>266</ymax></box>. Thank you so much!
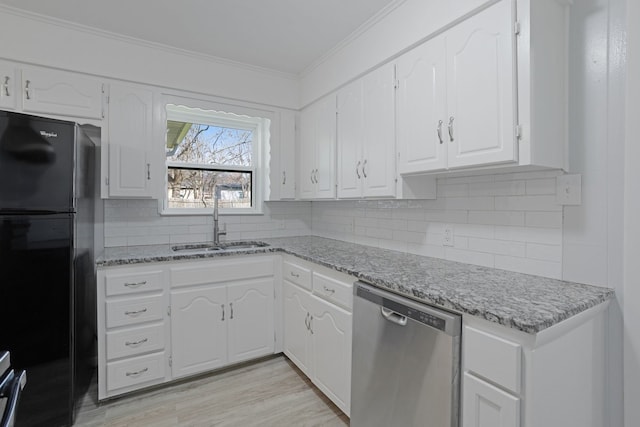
<box><xmin>0</xmin><ymin>7</ymin><xmax>299</xmax><ymax>109</ymax></box>
<box><xmin>624</xmin><ymin>0</ymin><xmax>640</xmax><ymax>425</ymax></box>
<box><xmin>313</xmin><ymin>170</ymin><xmax>564</xmax><ymax>278</ymax></box>
<box><xmin>563</xmin><ymin>0</ymin><xmax>626</xmax><ymax>425</ymax></box>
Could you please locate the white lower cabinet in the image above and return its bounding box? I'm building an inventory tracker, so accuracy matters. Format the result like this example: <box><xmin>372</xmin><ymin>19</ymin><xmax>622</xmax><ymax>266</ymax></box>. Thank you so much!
<box><xmin>97</xmin><ymin>255</ymin><xmax>276</xmax><ymax>399</ymax></box>
<box><xmin>463</xmin><ymin>372</ymin><xmax>520</xmax><ymax>427</ymax></box>
<box><xmin>170</xmin><ymin>261</ymin><xmax>275</xmax><ymax>379</ymax></box>
<box><xmin>282</xmin><ymin>258</ymin><xmax>352</xmax><ymax>416</ymax></box>
<box><xmin>170</xmin><ymin>285</ymin><xmax>228</xmax><ymax>378</ymax></box>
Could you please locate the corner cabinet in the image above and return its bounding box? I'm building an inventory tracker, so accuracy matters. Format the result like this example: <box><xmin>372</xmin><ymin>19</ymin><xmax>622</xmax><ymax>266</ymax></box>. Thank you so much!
<box><xmin>337</xmin><ymin>63</ymin><xmax>396</xmax><ymax>199</ymax></box>
<box><xmin>96</xmin><ymin>255</ymin><xmax>277</xmax><ymax>400</ymax></box>
<box><xmin>298</xmin><ymin>94</ymin><xmax>337</xmax><ymax>199</ymax></box>
<box><xmin>462</xmin><ymin>302</ymin><xmax>609</xmax><ymax>427</ymax></box>
<box><xmin>397</xmin><ymin>0</ymin><xmax>570</xmax><ymax>175</ymax></box>
<box><xmin>103</xmin><ymin>83</ymin><xmax>156</xmax><ymax>198</ymax></box>
<box><xmin>282</xmin><ymin>257</ymin><xmax>352</xmax><ymax>416</ymax></box>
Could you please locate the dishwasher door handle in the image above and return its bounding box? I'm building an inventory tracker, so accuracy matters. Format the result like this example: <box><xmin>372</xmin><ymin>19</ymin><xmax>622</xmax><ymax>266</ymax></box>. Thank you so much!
<box><xmin>381</xmin><ymin>307</ymin><xmax>408</xmax><ymax>326</ymax></box>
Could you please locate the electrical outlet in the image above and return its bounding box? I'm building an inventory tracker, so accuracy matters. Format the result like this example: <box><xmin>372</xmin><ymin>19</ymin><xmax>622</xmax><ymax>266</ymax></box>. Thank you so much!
<box><xmin>556</xmin><ymin>174</ymin><xmax>582</xmax><ymax>205</ymax></box>
<box><xmin>443</xmin><ymin>225</ymin><xmax>454</xmax><ymax>247</ymax></box>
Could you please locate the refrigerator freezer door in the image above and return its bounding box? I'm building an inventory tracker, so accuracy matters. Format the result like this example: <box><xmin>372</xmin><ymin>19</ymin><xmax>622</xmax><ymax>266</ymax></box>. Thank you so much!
<box><xmin>0</xmin><ymin>111</ymin><xmax>75</xmax><ymax>212</ymax></box>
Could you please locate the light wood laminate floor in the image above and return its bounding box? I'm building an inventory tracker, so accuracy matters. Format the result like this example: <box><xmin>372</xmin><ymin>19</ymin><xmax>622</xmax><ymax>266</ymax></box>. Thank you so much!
<box><xmin>74</xmin><ymin>355</ymin><xmax>349</xmax><ymax>427</ymax></box>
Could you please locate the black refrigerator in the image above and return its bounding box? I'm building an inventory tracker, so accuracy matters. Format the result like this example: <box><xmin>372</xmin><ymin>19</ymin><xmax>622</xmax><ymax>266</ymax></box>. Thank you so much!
<box><xmin>0</xmin><ymin>110</ymin><xmax>97</xmax><ymax>426</ymax></box>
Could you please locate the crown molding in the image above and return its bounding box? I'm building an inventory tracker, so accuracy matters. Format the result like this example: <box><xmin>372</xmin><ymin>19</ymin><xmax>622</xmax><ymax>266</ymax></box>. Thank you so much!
<box><xmin>300</xmin><ymin>0</ymin><xmax>408</xmax><ymax>78</ymax></box>
<box><xmin>0</xmin><ymin>4</ymin><xmax>299</xmax><ymax>81</ymax></box>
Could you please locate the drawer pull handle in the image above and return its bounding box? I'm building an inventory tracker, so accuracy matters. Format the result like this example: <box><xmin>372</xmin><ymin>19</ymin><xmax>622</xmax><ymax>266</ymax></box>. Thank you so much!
<box><xmin>221</xmin><ymin>304</ymin><xmax>225</xmax><ymax>321</ymax></box>
<box><xmin>230</xmin><ymin>302</ymin><xmax>234</xmax><ymax>320</ymax></box>
<box><xmin>323</xmin><ymin>286</ymin><xmax>335</xmax><ymax>295</ymax></box>
<box><xmin>125</xmin><ymin>367</ymin><xmax>149</xmax><ymax>377</ymax></box>
<box><xmin>124</xmin><ymin>308</ymin><xmax>147</xmax><ymax>316</ymax></box>
<box><xmin>124</xmin><ymin>281</ymin><xmax>147</xmax><ymax>288</ymax></box>
<box><xmin>125</xmin><ymin>338</ymin><xmax>148</xmax><ymax>347</ymax></box>
<box><xmin>290</xmin><ymin>272</ymin><xmax>300</xmax><ymax>278</ymax></box>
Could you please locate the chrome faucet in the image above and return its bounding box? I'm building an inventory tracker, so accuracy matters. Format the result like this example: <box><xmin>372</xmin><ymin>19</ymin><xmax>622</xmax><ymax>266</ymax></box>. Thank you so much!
<box><xmin>213</xmin><ymin>197</ymin><xmax>226</xmax><ymax>245</ymax></box>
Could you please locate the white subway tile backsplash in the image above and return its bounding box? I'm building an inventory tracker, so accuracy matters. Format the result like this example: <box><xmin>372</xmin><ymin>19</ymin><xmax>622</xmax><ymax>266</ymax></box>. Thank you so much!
<box><xmin>104</xmin><ymin>170</ymin><xmax>564</xmax><ymax>280</ymax></box>
<box><xmin>526</xmin><ymin>243</ymin><xmax>562</xmax><ymax>262</ymax></box>
<box><xmin>468</xmin><ymin>210</ymin><xmax>525</xmax><ymax>226</ymax></box>
<box><xmin>495</xmin><ymin>195</ymin><xmax>561</xmax><ymax>211</ymax></box>
<box><xmin>494</xmin><ymin>255</ymin><xmax>562</xmax><ymax>279</ymax></box>
<box><xmin>525</xmin><ymin>211</ymin><xmax>563</xmax><ymax>228</ymax></box>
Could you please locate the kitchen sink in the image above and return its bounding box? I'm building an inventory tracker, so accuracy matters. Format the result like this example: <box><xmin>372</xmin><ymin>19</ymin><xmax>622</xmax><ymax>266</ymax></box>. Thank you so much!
<box><xmin>171</xmin><ymin>241</ymin><xmax>269</xmax><ymax>252</ymax></box>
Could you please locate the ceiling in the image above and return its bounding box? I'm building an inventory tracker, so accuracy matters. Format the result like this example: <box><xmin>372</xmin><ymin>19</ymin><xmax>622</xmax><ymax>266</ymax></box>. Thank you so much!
<box><xmin>0</xmin><ymin>0</ymin><xmax>397</xmax><ymax>75</ymax></box>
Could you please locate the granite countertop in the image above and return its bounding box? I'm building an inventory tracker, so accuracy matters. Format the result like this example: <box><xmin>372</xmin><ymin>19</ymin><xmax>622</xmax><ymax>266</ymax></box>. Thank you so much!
<box><xmin>97</xmin><ymin>236</ymin><xmax>614</xmax><ymax>334</ymax></box>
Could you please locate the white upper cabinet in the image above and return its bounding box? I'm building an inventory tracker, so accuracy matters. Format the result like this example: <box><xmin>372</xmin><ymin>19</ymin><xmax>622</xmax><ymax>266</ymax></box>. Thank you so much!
<box><xmin>298</xmin><ymin>95</ymin><xmax>336</xmax><ymax>199</ymax></box>
<box><xmin>336</xmin><ymin>63</ymin><xmax>396</xmax><ymax>198</ymax></box>
<box><xmin>105</xmin><ymin>83</ymin><xmax>155</xmax><ymax>198</ymax></box>
<box><xmin>396</xmin><ymin>0</ymin><xmax>569</xmax><ymax>175</ymax></box>
<box><xmin>445</xmin><ymin>0</ymin><xmax>516</xmax><ymax>169</ymax></box>
<box><xmin>396</xmin><ymin>36</ymin><xmax>447</xmax><ymax>174</ymax></box>
<box><xmin>21</xmin><ymin>66</ymin><xmax>104</xmax><ymax>120</ymax></box>
<box><xmin>0</xmin><ymin>60</ymin><xmax>18</xmax><ymax>110</ymax></box>
<box><xmin>336</xmin><ymin>79</ymin><xmax>363</xmax><ymax>198</ymax></box>
<box><xmin>272</xmin><ymin>110</ymin><xmax>297</xmax><ymax>200</ymax></box>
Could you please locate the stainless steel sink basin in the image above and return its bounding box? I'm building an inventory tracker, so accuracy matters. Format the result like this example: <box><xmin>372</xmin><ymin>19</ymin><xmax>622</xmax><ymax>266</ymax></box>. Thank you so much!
<box><xmin>171</xmin><ymin>241</ymin><xmax>269</xmax><ymax>252</ymax></box>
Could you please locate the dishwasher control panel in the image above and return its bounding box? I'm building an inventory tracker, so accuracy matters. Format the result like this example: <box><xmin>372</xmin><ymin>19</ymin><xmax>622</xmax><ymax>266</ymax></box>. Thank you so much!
<box><xmin>355</xmin><ymin>283</ymin><xmax>454</xmax><ymax>333</ymax></box>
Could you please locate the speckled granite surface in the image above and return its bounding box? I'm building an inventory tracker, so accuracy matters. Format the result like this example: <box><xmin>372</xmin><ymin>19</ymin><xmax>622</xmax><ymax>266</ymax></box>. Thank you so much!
<box><xmin>97</xmin><ymin>236</ymin><xmax>614</xmax><ymax>334</ymax></box>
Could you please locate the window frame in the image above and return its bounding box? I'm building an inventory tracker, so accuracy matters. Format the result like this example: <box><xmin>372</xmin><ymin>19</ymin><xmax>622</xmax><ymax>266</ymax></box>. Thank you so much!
<box><xmin>161</xmin><ymin>102</ymin><xmax>268</xmax><ymax>216</ymax></box>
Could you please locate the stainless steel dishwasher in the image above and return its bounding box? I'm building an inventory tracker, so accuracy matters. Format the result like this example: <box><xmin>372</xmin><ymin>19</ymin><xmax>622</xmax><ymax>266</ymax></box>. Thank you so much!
<box><xmin>351</xmin><ymin>281</ymin><xmax>461</xmax><ymax>427</ymax></box>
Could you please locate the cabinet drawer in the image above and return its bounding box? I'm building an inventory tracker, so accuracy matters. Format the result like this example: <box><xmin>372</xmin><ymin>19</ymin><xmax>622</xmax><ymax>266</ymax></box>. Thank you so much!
<box><xmin>464</xmin><ymin>326</ymin><xmax>522</xmax><ymax>393</ymax></box>
<box><xmin>106</xmin><ymin>295</ymin><xmax>164</xmax><ymax>328</ymax></box>
<box><xmin>105</xmin><ymin>270</ymin><xmax>163</xmax><ymax>296</ymax></box>
<box><xmin>106</xmin><ymin>352</ymin><xmax>165</xmax><ymax>392</ymax></box>
<box><xmin>106</xmin><ymin>324</ymin><xmax>165</xmax><ymax>360</ymax></box>
<box><xmin>283</xmin><ymin>261</ymin><xmax>312</xmax><ymax>290</ymax></box>
<box><xmin>312</xmin><ymin>272</ymin><xmax>352</xmax><ymax>310</ymax></box>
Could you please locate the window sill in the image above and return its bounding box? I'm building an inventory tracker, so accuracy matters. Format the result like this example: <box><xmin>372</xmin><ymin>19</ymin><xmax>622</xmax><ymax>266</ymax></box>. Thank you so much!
<box><xmin>158</xmin><ymin>203</ymin><xmax>264</xmax><ymax>216</ymax></box>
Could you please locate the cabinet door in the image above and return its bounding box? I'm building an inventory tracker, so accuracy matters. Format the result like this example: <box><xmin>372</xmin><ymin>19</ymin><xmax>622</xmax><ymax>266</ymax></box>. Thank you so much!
<box><xmin>336</xmin><ymin>80</ymin><xmax>364</xmax><ymax>198</ymax></box>
<box><xmin>170</xmin><ymin>286</ymin><xmax>228</xmax><ymax>378</ymax></box>
<box><xmin>463</xmin><ymin>372</ymin><xmax>520</xmax><ymax>427</ymax></box>
<box><xmin>445</xmin><ymin>0</ymin><xmax>517</xmax><ymax>169</ymax></box>
<box><xmin>362</xmin><ymin>63</ymin><xmax>396</xmax><ymax>198</ymax></box>
<box><xmin>279</xmin><ymin>110</ymin><xmax>297</xmax><ymax>200</ymax></box>
<box><xmin>227</xmin><ymin>278</ymin><xmax>275</xmax><ymax>364</ymax></box>
<box><xmin>310</xmin><ymin>295</ymin><xmax>352</xmax><ymax>416</ymax></box>
<box><xmin>283</xmin><ymin>281</ymin><xmax>312</xmax><ymax>375</ymax></box>
<box><xmin>314</xmin><ymin>95</ymin><xmax>337</xmax><ymax>199</ymax></box>
<box><xmin>107</xmin><ymin>83</ymin><xmax>154</xmax><ymax>198</ymax></box>
<box><xmin>0</xmin><ymin>61</ymin><xmax>17</xmax><ymax>110</ymax></box>
<box><xmin>21</xmin><ymin>66</ymin><xmax>103</xmax><ymax>119</ymax></box>
<box><xmin>396</xmin><ymin>36</ymin><xmax>447</xmax><ymax>173</ymax></box>
<box><xmin>298</xmin><ymin>105</ymin><xmax>316</xmax><ymax>199</ymax></box>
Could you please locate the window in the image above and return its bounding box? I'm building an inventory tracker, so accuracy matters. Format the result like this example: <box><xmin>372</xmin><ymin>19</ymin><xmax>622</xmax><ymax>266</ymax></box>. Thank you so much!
<box><xmin>163</xmin><ymin>104</ymin><xmax>268</xmax><ymax>215</ymax></box>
